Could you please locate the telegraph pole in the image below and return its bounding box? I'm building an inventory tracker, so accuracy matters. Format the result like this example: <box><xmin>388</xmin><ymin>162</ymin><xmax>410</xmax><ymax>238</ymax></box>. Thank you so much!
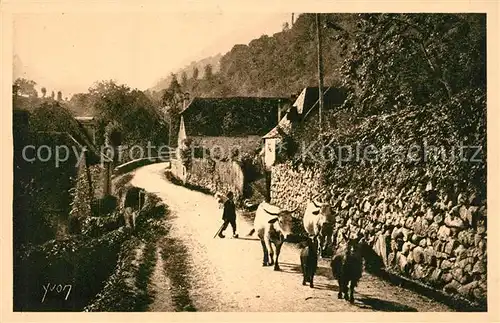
<box><xmin>316</xmin><ymin>13</ymin><xmax>324</xmax><ymax>135</ymax></box>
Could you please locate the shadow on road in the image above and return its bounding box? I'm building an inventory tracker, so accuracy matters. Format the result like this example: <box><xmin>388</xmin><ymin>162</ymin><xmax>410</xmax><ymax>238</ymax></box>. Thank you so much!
<box><xmin>234</xmin><ymin>237</ymin><xmax>260</xmax><ymax>241</ymax></box>
<box><xmin>278</xmin><ymin>262</ymin><xmax>333</xmax><ymax>280</ymax></box>
<box><xmin>354</xmin><ymin>296</ymin><xmax>418</xmax><ymax>312</ymax></box>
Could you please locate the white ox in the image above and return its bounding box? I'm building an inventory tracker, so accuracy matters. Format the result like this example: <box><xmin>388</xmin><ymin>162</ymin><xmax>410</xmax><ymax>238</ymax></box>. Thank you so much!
<box><xmin>248</xmin><ymin>201</ymin><xmax>298</xmax><ymax>271</ymax></box>
<box><xmin>303</xmin><ymin>198</ymin><xmax>334</xmax><ymax>257</ymax></box>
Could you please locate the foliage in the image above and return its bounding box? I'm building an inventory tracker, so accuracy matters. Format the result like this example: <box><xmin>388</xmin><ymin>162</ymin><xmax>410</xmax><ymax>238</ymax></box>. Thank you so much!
<box><xmin>80</xmin><ymin>211</ymin><xmax>124</xmax><ymax>237</ymax></box>
<box><xmin>12</xmin><ymin>96</ymin><xmax>101</xmax><ymax>247</ymax></box>
<box><xmin>281</xmin><ymin>13</ymin><xmax>486</xmax><ymax>203</ymax></box>
<box><xmin>192</xmin><ymin>67</ymin><xmax>199</xmax><ymax>80</ymax></box>
<box><xmin>179</xmin><ymin>138</ymin><xmax>193</xmax><ymax>168</ymax></box>
<box><xmin>105</xmin><ymin>120</ymin><xmax>123</xmax><ymax>153</ymax></box>
<box><xmin>204</xmin><ymin>64</ymin><xmax>213</xmax><ymax>80</ymax></box>
<box><xmin>151</xmin><ymin>54</ymin><xmax>221</xmax><ymax>92</ymax></box>
<box><xmin>88</xmin><ymin>80</ymin><xmax>168</xmax><ymax>149</ymax></box>
<box><xmin>13</xmin><ymin>78</ymin><xmax>38</xmax><ymax>97</ymax></box>
<box><xmin>339</xmin><ymin>13</ymin><xmax>486</xmax><ymax>116</ymax></box>
<box><xmin>14</xmin><ymin>227</ymin><xmax>130</xmax><ymax>311</ymax></box>
<box><xmin>67</xmin><ymin>92</ymin><xmax>95</xmax><ymax>116</ymax></box>
<box><xmin>84</xmin><ymin>194</ymin><xmax>168</xmax><ymax>312</ymax></box>
<box><xmin>150</xmin><ymin>14</ymin><xmax>357</xmax><ymax>97</ymax></box>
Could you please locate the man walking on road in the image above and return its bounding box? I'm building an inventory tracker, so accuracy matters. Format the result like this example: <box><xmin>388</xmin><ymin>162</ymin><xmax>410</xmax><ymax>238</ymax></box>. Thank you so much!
<box><xmin>218</xmin><ymin>191</ymin><xmax>238</xmax><ymax>238</ymax></box>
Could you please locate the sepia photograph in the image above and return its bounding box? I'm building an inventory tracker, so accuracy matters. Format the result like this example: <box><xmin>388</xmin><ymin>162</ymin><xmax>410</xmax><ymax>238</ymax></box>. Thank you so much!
<box><xmin>2</xmin><ymin>0</ymin><xmax>496</xmax><ymax>319</ymax></box>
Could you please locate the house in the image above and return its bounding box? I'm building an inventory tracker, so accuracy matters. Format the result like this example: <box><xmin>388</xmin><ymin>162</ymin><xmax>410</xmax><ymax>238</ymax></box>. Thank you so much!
<box><xmin>262</xmin><ymin>86</ymin><xmax>348</xmax><ymax>169</ymax></box>
<box><xmin>177</xmin><ymin>97</ymin><xmax>292</xmax><ymax>160</ymax></box>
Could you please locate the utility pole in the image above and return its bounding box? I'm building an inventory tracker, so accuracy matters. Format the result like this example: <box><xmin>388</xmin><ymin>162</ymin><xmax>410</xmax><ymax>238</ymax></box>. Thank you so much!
<box><xmin>316</xmin><ymin>13</ymin><xmax>324</xmax><ymax>135</ymax></box>
<box><xmin>162</xmin><ymin>105</ymin><xmax>172</xmax><ymax>148</ymax></box>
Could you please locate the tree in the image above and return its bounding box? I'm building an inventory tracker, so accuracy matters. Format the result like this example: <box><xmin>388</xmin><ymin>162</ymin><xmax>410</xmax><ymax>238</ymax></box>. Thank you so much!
<box><xmin>192</xmin><ymin>67</ymin><xmax>199</xmax><ymax>80</ymax></box>
<box><xmin>51</xmin><ymin>91</ymin><xmax>55</xmax><ymax>99</ymax></box>
<box><xmin>57</xmin><ymin>91</ymin><xmax>63</xmax><ymax>101</ymax></box>
<box><xmin>161</xmin><ymin>74</ymin><xmax>184</xmax><ymax>112</ymax></box>
<box><xmin>41</xmin><ymin>87</ymin><xmax>47</xmax><ymax>98</ymax></box>
<box><xmin>13</xmin><ymin>78</ymin><xmax>37</xmax><ymax>98</ymax></box>
<box><xmin>181</xmin><ymin>71</ymin><xmax>188</xmax><ymax>88</ymax></box>
<box><xmin>204</xmin><ymin>64</ymin><xmax>213</xmax><ymax>80</ymax></box>
<box><xmin>68</xmin><ymin>93</ymin><xmax>94</xmax><ymax>116</ymax></box>
<box><xmin>161</xmin><ymin>74</ymin><xmax>185</xmax><ymax>146</ymax></box>
<box><xmin>88</xmin><ymin>80</ymin><xmax>168</xmax><ymax>149</ymax></box>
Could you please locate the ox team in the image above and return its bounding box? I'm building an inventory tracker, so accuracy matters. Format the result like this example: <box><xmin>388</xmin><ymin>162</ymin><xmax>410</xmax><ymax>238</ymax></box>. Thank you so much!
<box><xmin>216</xmin><ymin>191</ymin><xmax>365</xmax><ymax>304</ymax></box>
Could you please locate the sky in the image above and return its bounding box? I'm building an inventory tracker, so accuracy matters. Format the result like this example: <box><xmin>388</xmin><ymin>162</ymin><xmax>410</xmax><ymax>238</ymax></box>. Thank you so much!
<box><xmin>13</xmin><ymin>11</ymin><xmax>292</xmax><ymax>98</ymax></box>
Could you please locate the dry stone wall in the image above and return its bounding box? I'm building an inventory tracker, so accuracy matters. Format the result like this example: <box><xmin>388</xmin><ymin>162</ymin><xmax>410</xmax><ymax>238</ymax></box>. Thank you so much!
<box><xmin>270</xmin><ymin>161</ymin><xmax>487</xmax><ymax>307</ymax></box>
<box><xmin>168</xmin><ymin>157</ymin><xmax>245</xmax><ymax>201</ymax></box>
<box><xmin>270</xmin><ymin>162</ymin><xmax>322</xmax><ymax>218</ymax></box>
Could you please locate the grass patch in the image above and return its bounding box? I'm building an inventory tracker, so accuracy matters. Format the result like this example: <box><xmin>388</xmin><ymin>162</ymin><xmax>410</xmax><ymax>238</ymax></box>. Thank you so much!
<box><xmin>158</xmin><ymin>236</ymin><xmax>197</xmax><ymax>312</ymax></box>
<box><xmin>84</xmin><ymin>192</ymin><xmax>169</xmax><ymax>312</ymax></box>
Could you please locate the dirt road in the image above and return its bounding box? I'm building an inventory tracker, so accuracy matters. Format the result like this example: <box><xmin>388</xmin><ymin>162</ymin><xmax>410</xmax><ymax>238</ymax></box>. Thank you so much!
<box><xmin>130</xmin><ymin>163</ymin><xmax>453</xmax><ymax>312</ymax></box>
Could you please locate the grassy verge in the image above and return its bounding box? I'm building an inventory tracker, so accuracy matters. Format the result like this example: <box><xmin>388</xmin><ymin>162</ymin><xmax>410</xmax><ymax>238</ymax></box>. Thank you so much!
<box><xmin>157</xmin><ymin>235</ymin><xmax>197</xmax><ymax>312</ymax></box>
<box><xmin>84</xmin><ymin>192</ymin><xmax>168</xmax><ymax>312</ymax></box>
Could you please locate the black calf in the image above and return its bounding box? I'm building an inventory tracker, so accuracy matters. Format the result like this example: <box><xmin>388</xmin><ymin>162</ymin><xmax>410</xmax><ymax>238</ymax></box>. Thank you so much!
<box><xmin>300</xmin><ymin>236</ymin><xmax>319</xmax><ymax>288</ymax></box>
<box><xmin>331</xmin><ymin>231</ymin><xmax>364</xmax><ymax>303</ymax></box>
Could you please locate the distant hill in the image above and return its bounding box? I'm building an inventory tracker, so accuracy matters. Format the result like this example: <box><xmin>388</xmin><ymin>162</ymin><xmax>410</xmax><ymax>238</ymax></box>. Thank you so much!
<box><xmin>149</xmin><ymin>14</ymin><xmax>357</xmax><ymax>98</ymax></box>
<box><xmin>151</xmin><ymin>53</ymin><xmax>223</xmax><ymax>92</ymax></box>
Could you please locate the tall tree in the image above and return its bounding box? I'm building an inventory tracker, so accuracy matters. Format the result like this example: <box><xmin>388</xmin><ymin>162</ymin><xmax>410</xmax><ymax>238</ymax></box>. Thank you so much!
<box><xmin>192</xmin><ymin>67</ymin><xmax>199</xmax><ymax>80</ymax></box>
<box><xmin>161</xmin><ymin>74</ymin><xmax>184</xmax><ymax>111</ymax></box>
<box><xmin>51</xmin><ymin>91</ymin><xmax>55</xmax><ymax>99</ymax></box>
<box><xmin>161</xmin><ymin>74</ymin><xmax>185</xmax><ymax>146</ymax></box>
<box><xmin>57</xmin><ymin>91</ymin><xmax>63</xmax><ymax>101</ymax></box>
<box><xmin>181</xmin><ymin>71</ymin><xmax>188</xmax><ymax>88</ymax></box>
<box><xmin>204</xmin><ymin>64</ymin><xmax>213</xmax><ymax>80</ymax></box>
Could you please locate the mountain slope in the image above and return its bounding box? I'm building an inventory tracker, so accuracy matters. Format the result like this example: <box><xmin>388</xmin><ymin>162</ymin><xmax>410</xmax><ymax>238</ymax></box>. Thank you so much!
<box><xmin>151</xmin><ymin>54</ymin><xmax>222</xmax><ymax>92</ymax></box>
<box><xmin>150</xmin><ymin>13</ymin><xmax>357</xmax><ymax>98</ymax></box>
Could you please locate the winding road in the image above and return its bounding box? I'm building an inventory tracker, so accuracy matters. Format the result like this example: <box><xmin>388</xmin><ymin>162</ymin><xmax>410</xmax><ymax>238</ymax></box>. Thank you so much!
<box><xmin>130</xmin><ymin>163</ymin><xmax>453</xmax><ymax>312</ymax></box>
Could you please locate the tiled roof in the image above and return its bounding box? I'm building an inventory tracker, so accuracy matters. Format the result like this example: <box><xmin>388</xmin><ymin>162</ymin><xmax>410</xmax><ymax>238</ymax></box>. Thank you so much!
<box><xmin>262</xmin><ymin>86</ymin><xmax>348</xmax><ymax>140</ymax></box>
<box><xmin>180</xmin><ymin>97</ymin><xmax>291</xmax><ymax>137</ymax></box>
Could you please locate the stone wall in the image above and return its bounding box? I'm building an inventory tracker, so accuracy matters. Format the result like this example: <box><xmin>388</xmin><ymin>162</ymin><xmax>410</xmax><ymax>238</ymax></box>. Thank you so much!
<box><xmin>270</xmin><ymin>162</ymin><xmax>322</xmax><ymax>219</ymax></box>
<box><xmin>168</xmin><ymin>157</ymin><xmax>245</xmax><ymax>201</ymax></box>
<box><xmin>270</xmin><ymin>161</ymin><xmax>487</xmax><ymax>308</ymax></box>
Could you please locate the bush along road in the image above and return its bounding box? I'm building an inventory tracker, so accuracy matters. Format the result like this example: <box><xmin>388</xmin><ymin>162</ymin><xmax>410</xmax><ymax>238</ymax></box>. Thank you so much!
<box><xmin>127</xmin><ymin>163</ymin><xmax>454</xmax><ymax>312</ymax></box>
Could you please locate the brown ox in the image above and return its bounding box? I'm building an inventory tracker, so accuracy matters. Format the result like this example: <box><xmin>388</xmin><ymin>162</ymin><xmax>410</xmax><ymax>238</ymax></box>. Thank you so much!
<box><xmin>248</xmin><ymin>202</ymin><xmax>298</xmax><ymax>271</ymax></box>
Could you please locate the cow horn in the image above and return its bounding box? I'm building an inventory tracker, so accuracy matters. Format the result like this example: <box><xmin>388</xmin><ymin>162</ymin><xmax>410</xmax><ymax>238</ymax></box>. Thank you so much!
<box><xmin>286</xmin><ymin>205</ymin><xmax>299</xmax><ymax>214</ymax></box>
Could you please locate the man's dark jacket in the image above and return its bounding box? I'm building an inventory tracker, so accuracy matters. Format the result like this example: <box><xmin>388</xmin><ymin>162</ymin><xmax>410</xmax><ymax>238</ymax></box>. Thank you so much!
<box><xmin>222</xmin><ymin>199</ymin><xmax>236</xmax><ymax>221</ymax></box>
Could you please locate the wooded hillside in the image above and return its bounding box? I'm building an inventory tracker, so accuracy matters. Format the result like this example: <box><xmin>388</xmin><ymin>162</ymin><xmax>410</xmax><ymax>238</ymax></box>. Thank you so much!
<box><xmin>150</xmin><ymin>13</ymin><xmax>357</xmax><ymax>98</ymax></box>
